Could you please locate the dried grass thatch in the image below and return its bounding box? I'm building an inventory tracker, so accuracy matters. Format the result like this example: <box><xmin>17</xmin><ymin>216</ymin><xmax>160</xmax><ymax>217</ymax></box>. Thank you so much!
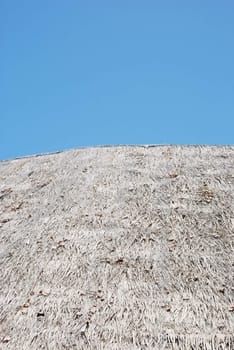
<box><xmin>0</xmin><ymin>145</ymin><xmax>234</xmax><ymax>349</ymax></box>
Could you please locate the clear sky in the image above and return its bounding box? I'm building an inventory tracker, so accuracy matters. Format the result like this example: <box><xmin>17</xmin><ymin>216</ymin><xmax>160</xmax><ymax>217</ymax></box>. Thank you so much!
<box><xmin>1</xmin><ymin>1</ymin><xmax>234</xmax><ymax>160</ymax></box>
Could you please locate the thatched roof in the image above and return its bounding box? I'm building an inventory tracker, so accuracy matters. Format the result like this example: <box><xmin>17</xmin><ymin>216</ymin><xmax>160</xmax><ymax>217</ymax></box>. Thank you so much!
<box><xmin>0</xmin><ymin>145</ymin><xmax>234</xmax><ymax>349</ymax></box>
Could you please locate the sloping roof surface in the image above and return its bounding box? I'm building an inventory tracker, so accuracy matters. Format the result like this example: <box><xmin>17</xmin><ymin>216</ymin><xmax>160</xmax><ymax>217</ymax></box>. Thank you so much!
<box><xmin>0</xmin><ymin>145</ymin><xmax>234</xmax><ymax>349</ymax></box>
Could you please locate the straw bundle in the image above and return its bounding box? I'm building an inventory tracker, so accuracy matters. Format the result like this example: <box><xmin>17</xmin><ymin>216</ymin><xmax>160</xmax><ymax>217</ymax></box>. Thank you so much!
<box><xmin>0</xmin><ymin>145</ymin><xmax>233</xmax><ymax>349</ymax></box>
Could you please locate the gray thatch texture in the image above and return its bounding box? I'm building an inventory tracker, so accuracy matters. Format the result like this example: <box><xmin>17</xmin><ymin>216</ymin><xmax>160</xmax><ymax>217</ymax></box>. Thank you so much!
<box><xmin>0</xmin><ymin>145</ymin><xmax>234</xmax><ymax>349</ymax></box>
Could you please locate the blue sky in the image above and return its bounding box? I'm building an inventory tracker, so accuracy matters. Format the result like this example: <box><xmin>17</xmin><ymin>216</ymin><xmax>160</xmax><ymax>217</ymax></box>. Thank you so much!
<box><xmin>1</xmin><ymin>1</ymin><xmax>234</xmax><ymax>159</ymax></box>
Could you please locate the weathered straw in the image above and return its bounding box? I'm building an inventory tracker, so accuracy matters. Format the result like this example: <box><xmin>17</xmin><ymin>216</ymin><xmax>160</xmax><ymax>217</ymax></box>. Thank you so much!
<box><xmin>0</xmin><ymin>145</ymin><xmax>233</xmax><ymax>349</ymax></box>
